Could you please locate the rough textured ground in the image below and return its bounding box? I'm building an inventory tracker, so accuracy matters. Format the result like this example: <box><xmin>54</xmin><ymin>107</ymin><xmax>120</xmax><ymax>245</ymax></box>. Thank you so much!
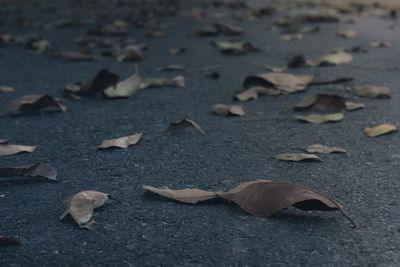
<box><xmin>1</xmin><ymin>1</ymin><xmax>399</xmax><ymax>266</ymax></box>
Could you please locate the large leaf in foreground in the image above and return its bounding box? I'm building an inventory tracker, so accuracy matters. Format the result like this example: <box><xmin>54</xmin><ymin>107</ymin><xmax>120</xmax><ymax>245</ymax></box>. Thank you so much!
<box><xmin>0</xmin><ymin>94</ymin><xmax>66</xmax><ymax>117</ymax></box>
<box><xmin>143</xmin><ymin>180</ymin><xmax>356</xmax><ymax>227</ymax></box>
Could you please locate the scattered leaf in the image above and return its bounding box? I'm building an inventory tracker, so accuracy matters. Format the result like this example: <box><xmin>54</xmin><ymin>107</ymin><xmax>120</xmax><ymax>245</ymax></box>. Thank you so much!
<box><xmin>354</xmin><ymin>85</ymin><xmax>390</xmax><ymax>99</ymax></box>
<box><xmin>116</xmin><ymin>44</ymin><xmax>148</xmax><ymax>62</ymax></box>
<box><xmin>274</xmin><ymin>153</ymin><xmax>322</xmax><ymax>162</ymax></box>
<box><xmin>0</xmin><ymin>236</ymin><xmax>22</xmax><ymax>247</ymax></box>
<box><xmin>0</xmin><ymin>86</ymin><xmax>14</xmax><ymax>93</ymax></box>
<box><xmin>345</xmin><ymin>102</ymin><xmax>365</xmax><ymax>111</ymax></box>
<box><xmin>212</xmin><ymin>104</ymin><xmax>245</xmax><ymax>116</ymax></box>
<box><xmin>143</xmin><ymin>179</ymin><xmax>356</xmax><ymax>227</ymax></box>
<box><xmin>156</xmin><ymin>64</ymin><xmax>185</xmax><ymax>72</ymax></box>
<box><xmin>264</xmin><ymin>65</ymin><xmax>286</xmax><ymax>72</ymax></box>
<box><xmin>0</xmin><ymin>163</ymin><xmax>57</xmax><ymax>181</ymax></box>
<box><xmin>62</xmin><ymin>69</ymin><xmax>119</xmax><ymax>96</ymax></box>
<box><xmin>0</xmin><ymin>94</ymin><xmax>66</xmax><ymax>117</ymax></box>
<box><xmin>294</xmin><ymin>113</ymin><xmax>344</xmax><ymax>124</ymax></box>
<box><xmin>243</xmin><ymin>73</ymin><xmax>313</xmax><ymax>93</ymax></box>
<box><xmin>212</xmin><ymin>41</ymin><xmax>258</xmax><ymax>55</ymax></box>
<box><xmin>163</xmin><ymin>118</ymin><xmax>205</xmax><ymax>135</ymax></box>
<box><xmin>336</xmin><ymin>29</ymin><xmax>357</xmax><ymax>39</ymax></box>
<box><xmin>306</xmin><ymin>144</ymin><xmax>347</xmax><ymax>154</ymax></box>
<box><xmin>60</xmin><ymin>190</ymin><xmax>118</xmax><ymax>230</ymax></box>
<box><xmin>279</xmin><ymin>33</ymin><xmax>303</xmax><ymax>41</ymax></box>
<box><xmin>140</xmin><ymin>75</ymin><xmax>185</xmax><ymax>89</ymax></box>
<box><xmin>365</xmin><ymin>124</ymin><xmax>397</xmax><ymax>137</ymax></box>
<box><xmin>234</xmin><ymin>86</ymin><xmax>280</xmax><ymax>101</ymax></box>
<box><xmin>215</xmin><ymin>22</ymin><xmax>244</xmax><ymax>35</ymax></box>
<box><xmin>287</xmin><ymin>55</ymin><xmax>306</xmax><ymax>68</ymax></box>
<box><xmin>312</xmin><ymin>52</ymin><xmax>353</xmax><ymax>66</ymax></box>
<box><xmin>294</xmin><ymin>94</ymin><xmax>345</xmax><ymax>111</ymax></box>
<box><xmin>103</xmin><ymin>67</ymin><xmax>141</xmax><ymax>98</ymax></box>
<box><xmin>88</xmin><ymin>22</ymin><xmax>130</xmax><ymax>35</ymax></box>
<box><xmin>368</xmin><ymin>41</ymin><xmax>391</xmax><ymax>48</ymax></box>
<box><xmin>55</xmin><ymin>51</ymin><xmax>95</xmax><ymax>62</ymax></box>
<box><xmin>169</xmin><ymin>48</ymin><xmax>186</xmax><ymax>55</ymax></box>
<box><xmin>0</xmin><ymin>138</ymin><xmax>12</xmax><ymax>144</ymax></box>
<box><xmin>28</xmin><ymin>39</ymin><xmax>51</xmax><ymax>54</ymax></box>
<box><xmin>0</xmin><ymin>144</ymin><xmax>37</xmax><ymax>156</ymax></box>
<box><xmin>98</xmin><ymin>133</ymin><xmax>142</xmax><ymax>149</ymax></box>
<box><xmin>143</xmin><ymin>185</ymin><xmax>217</xmax><ymax>204</ymax></box>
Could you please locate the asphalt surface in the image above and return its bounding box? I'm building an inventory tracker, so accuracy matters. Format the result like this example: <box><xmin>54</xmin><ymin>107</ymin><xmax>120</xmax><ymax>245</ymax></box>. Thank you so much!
<box><xmin>1</xmin><ymin>1</ymin><xmax>400</xmax><ymax>266</ymax></box>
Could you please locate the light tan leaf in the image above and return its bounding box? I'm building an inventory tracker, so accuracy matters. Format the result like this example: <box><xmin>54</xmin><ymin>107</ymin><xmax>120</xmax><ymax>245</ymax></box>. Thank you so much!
<box><xmin>294</xmin><ymin>113</ymin><xmax>344</xmax><ymax>124</ymax></box>
<box><xmin>345</xmin><ymin>102</ymin><xmax>365</xmax><ymax>111</ymax></box>
<box><xmin>365</xmin><ymin>124</ymin><xmax>397</xmax><ymax>137</ymax></box>
<box><xmin>212</xmin><ymin>41</ymin><xmax>258</xmax><ymax>55</ymax></box>
<box><xmin>98</xmin><ymin>133</ymin><xmax>142</xmax><ymax>149</ymax></box>
<box><xmin>143</xmin><ymin>185</ymin><xmax>217</xmax><ymax>204</ymax></box>
<box><xmin>140</xmin><ymin>75</ymin><xmax>185</xmax><ymax>89</ymax></box>
<box><xmin>215</xmin><ymin>22</ymin><xmax>244</xmax><ymax>36</ymax></box>
<box><xmin>163</xmin><ymin>118</ymin><xmax>205</xmax><ymax>135</ymax></box>
<box><xmin>0</xmin><ymin>163</ymin><xmax>57</xmax><ymax>181</ymax></box>
<box><xmin>306</xmin><ymin>144</ymin><xmax>347</xmax><ymax>154</ymax></box>
<box><xmin>60</xmin><ymin>190</ymin><xmax>116</xmax><ymax>230</ymax></box>
<box><xmin>243</xmin><ymin>73</ymin><xmax>313</xmax><ymax>93</ymax></box>
<box><xmin>0</xmin><ymin>144</ymin><xmax>37</xmax><ymax>156</ymax></box>
<box><xmin>217</xmin><ymin>179</ymin><xmax>356</xmax><ymax>227</ymax></box>
<box><xmin>234</xmin><ymin>86</ymin><xmax>280</xmax><ymax>101</ymax></box>
<box><xmin>0</xmin><ymin>138</ymin><xmax>12</xmax><ymax>144</ymax></box>
<box><xmin>279</xmin><ymin>33</ymin><xmax>303</xmax><ymax>41</ymax></box>
<box><xmin>354</xmin><ymin>85</ymin><xmax>390</xmax><ymax>99</ymax></box>
<box><xmin>0</xmin><ymin>94</ymin><xmax>66</xmax><ymax>117</ymax></box>
<box><xmin>294</xmin><ymin>94</ymin><xmax>345</xmax><ymax>111</ymax></box>
<box><xmin>116</xmin><ymin>44</ymin><xmax>147</xmax><ymax>62</ymax></box>
<box><xmin>103</xmin><ymin>66</ymin><xmax>141</xmax><ymax>98</ymax></box>
<box><xmin>0</xmin><ymin>86</ymin><xmax>14</xmax><ymax>93</ymax></box>
<box><xmin>314</xmin><ymin>52</ymin><xmax>353</xmax><ymax>66</ymax></box>
<box><xmin>212</xmin><ymin>104</ymin><xmax>245</xmax><ymax>116</ymax></box>
<box><xmin>274</xmin><ymin>153</ymin><xmax>322</xmax><ymax>162</ymax></box>
<box><xmin>336</xmin><ymin>29</ymin><xmax>357</xmax><ymax>39</ymax></box>
<box><xmin>368</xmin><ymin>41</ymin><xmax>391</xmax><ymax>48</ymax></box>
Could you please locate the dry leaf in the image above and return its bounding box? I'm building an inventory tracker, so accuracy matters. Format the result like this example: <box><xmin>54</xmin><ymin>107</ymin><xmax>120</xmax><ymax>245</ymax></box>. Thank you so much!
<box><xmin>0</xmin><ymin>86</ymin><xmax>14</xmax><ymax>93</ymax></box>
<box><xmin>103</xmin><ymin>66</ymin><xmax>141</xmax><ymax>98</ymax></box>
<box><xmin>279</xmin><ymin>33</ymin><xmax>303</xmax><ymax>41</ymax></box>
<box><xmin>294</xmin><ymin>94</ymin><xmax>345</xmax><ymax>111</ymax></box>
<box><xmin>215</xmin><ymin>22</ymin><xmax>244</xmax><ymax>36</ymax></box>
<box><xmin>88</xmin><ymin>23</ymin><xmax>130</xmax><ymax>35</ymax></box>
<box><xmin>0</xmin><ymin>138</ymin><xmax>12</xmax><ymax>144</ymax></box>
<box><xmin>306</xmin><ymin>144</ymin><xmax>347</xmax><ymax>154</ymax></box>
<box><xmin>212</xmin><ymin>41</ymin><xmax>258</xmax><ymax>55</ymax></box>
<box><xmin>62</xmin><ymin>69</ymin><xmax>119</xmax><ymax>96</ymax></box>
<box><xmin>243</xmin><ymin>73</ymin><xmax>313</xmax><ymax>93</ymax></box>
<box><xmin>264</xmin><ymin>65</ymin><xmax>286</xmax><ymax>72</ymax></box>
<box><xmin>274</xmin><ymin>153</ymin><xmax>322</xmax><ymax>162</ymax></box>
<box><xmin>143</xmin><ymin>185</ymin><xmax>217</xmax><ymax>204</ymax></box>
<box><xmin>312</xmin><ymin>52</ymin><xmax>353</xmax><ymax>66</ymax></box>
<box><xmin>140</xmin><ymin>75</ymin><xmax>185</xmax><ymax>89</ymax></box>
<box><xmin>0</xmin><ymin>163</ymin><xmax>57</xmax><ymax>181</ymax></box>
<box><xmin>234</xmin><ymin>86</ymin><xmax>280</xmax><ymax>101</ymax></box>
<box><xmin>116</xmin><ymin>44</ymin><xmax>147</xmax><ymax>62</ymax></box>
<box><xmin>156</xmin><ymin>64</ymin><xmax>184</xmax><ymax>71</ymax></box>
<box><xmin>98</xmin><ymin>133</ymin><xmax>142</xmax><ymax>149</ymax></box>
<box><xmin>169</xmin><ymin>48</ymin><xmax>186</xmax><ymax>55</ymax></box>
<box><xmin>354</xmin><ymin>85</ymin><xmax>390</xmax><ymax>99</ymax></box>
<box><xmin>0</xmin><ymin>94</ymin><xmax>66</xmax><ymax>117</ymax></box>
<box><xmin>0</xmin><ymin>144</ymin><xmax>37</xmax><ymax>156</ymax></box>
<box><xmin>212</xmin><ymin>104</ymin><xmax>245</xmax><ymax>116</ymax></box>
<box><xmin>143</xmin><ymin>179</ymin><xmax>356</xmax><ymax>227</ymax></box>
<box><xmin>345</xmin><ymin>102</ymin><xmax>365</xmax><ymax>111</ymax></box>
<box><xmin>294</xmin><ymin>113</ymin><xmax>344</xmax><ymax>124</ymax></box>
<box><xmin>217</xmin><ymin>180</ymin><xmax>356</xmax><ymax>227</ymax></box>
<box><xmin>368</xmin><ymin>41</ymin><xmax>391</xmax><ymax>48</ymax></box>
<box><xmin>163</xmin><ymin>118</ymin><xmax>205</xmax><ymax>135</ymax></box>
<box><xmin>29</xmin><ymin>39</ymin><xmax>51</xmax><ymax>54</ymax></box>
<box><xmin>55</xmin><ymin>51</ymin><xmax>95</xmax><ymax>62</ymax></box>
<box><xmin>0</xmin><ymin>236</ymin><xmax>22</xmax><ymax>246</ymax></box>
<box><xmin>60</xmin><ymin>190</ymin><xmax>118</xmax><ymax>230</ymax></box>
<box><xmin>336</xmin><ymin>29</ymin><xmax>357</xmax><ymax>39</ymax></box>
<box><xmin>365</xmin><ymin>124</ymin><xmax>397</xmax><ymax>137</ymax></box>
